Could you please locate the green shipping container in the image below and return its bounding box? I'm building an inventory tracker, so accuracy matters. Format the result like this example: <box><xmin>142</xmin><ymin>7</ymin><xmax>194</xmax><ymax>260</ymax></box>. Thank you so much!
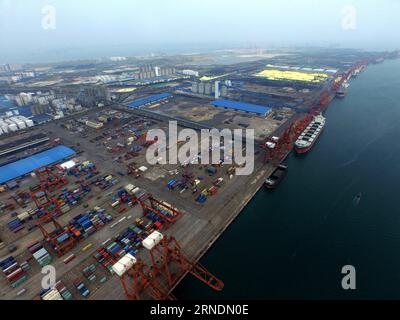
<box><xmin>11</xmin><ymin>275</ymin><xmax>28</xmax><ymax>288</ymax></box>
<box><xmin>62</xmin><ymin>291</ymin><xmax>73</xmax><ymax>300</ymax></box>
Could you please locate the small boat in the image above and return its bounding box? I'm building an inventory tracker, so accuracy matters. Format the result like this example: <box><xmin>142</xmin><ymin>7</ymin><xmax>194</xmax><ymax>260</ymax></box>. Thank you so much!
<box><xmin>352</xmin><ymin>192</ymin><xmax>362</xmax><ymax>206</ymax></box>
<box><xmin>265</xmin><ymin>164</ymin><xmax>288</xmax><ymax>189</ymax></box>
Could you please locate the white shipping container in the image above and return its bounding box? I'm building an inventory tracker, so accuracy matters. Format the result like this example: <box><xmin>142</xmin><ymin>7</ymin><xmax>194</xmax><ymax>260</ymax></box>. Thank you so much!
<box><xmin>112</xmin><ymin>253</ymin><xmax>137</xmax><ymax>277</ymax></box>
<box><xmin>17</xmin><ymin>211</ymin><xmax>30</xmax><ymax>221</ymax></box>
<box><xmin>111</xmin><ymin>201</ymin><xmax>120</xmax><ymax>208</ymax></box>
<box><xmin>60</xmin><ymin>160</ymin><xmax>76</xmax><ymax>170</ymax></box>
<box><xmin>42</xmin><ymin>289</ymin><xmax>63</xmax><ymax>300</ymax></box>
<box><xmin>142</xmin><ymin>231</ymin><xmax>164</xmax><ymax>250</ymax></box>
<box><xmin>125</xmin><ymin>184</ymin><xmax>135</xmax><ymax>193</ymax></box>
<box><xmin>132</xmin><ymin>187</ymin><xmax>141</xmax><ymax>195</ymax></box>
<box><xmin>33</xmin><ymin>248</ymin><xmax>48</xmax><ymax>260</ymax></box>
<box><xmin>7</xmin><ymin>123</ymin><xmax>18</xmax><ymax>132</ymax></box>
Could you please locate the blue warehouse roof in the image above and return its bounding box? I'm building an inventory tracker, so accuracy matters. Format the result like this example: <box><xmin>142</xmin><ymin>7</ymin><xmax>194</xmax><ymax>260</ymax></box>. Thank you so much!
<box><xmin>210</xmin><ymin>99</ymin><xmax>272</xmax><ymax>115</ymax></box>
<box><xmin>0</xmin><ymin>145</ymin><xmax>76</xmax><ymax>184</ymax></box>
<box><xmin>0</xmin><ymin>96</ymin><xmax>15</xmax><ymax>111</ymax></box>
<box><xmin>31</xmin><ymin>114</ymin><xmax>52</xmax><ymax>124</ymax></box>
<box><xmin>127</xmin><ymin>93</ymin><xmax>172</xmax><ymax>108</ymax></box>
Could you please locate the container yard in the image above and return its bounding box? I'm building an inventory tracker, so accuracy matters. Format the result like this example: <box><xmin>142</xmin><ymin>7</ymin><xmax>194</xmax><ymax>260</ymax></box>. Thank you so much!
<box><xmin>0</xmin><ymin>50</ymin><xmax>380</xmax><ymax>301</ymax></box>
<box><xmin>2</xmin><ymin>0</ymin><xmax>400</xmax><ymax>308</ymax></box>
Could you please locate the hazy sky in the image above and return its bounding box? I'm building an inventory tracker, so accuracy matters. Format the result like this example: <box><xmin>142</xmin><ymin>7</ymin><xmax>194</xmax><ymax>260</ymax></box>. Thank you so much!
<box><xmin>1</xmin><ymin>0</ymin><xmax>399</xmax><ymax>63</ymax></box>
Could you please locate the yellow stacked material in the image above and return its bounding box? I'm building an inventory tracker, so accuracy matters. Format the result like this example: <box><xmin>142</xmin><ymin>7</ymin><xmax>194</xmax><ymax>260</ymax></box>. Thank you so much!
<box><xmin>115</xmin><ymin>88</ymin><xmax>136</xmax><ymax>93</ymax></box>
<box><xmin>200</xmin><ymin>74</ymin><xmax>228</xmax><ymax>81</ymax></box>
<box><xmin>254</xmin><ymin>69</ymin><xmax>329</xmax><ymax>83</ymax></box>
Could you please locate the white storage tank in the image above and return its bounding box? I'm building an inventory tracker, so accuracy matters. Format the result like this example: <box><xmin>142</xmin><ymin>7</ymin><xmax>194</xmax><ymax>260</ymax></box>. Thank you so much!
<box><xmin>0</xmin><ymin>121</ymin><xmax>9</xmax><ymax>133</ymax></box>
<box><xmin>13</xmin><ymin>117</ymin><xmax>26</xmax><ymax>130</ymax></box>
<box><xmin>25</xmin><ymin>118</ymin><xmax>34</xmax><ymax>127</ymax></box>
<box><xmin>18</xmin><ymin>121</ymin><xmax>26</xmax><ymax>130</ymax></box>
<box><xmin>6</xmin><ymin>122</ymin><xmax>18</xmax><ymax>132</ymax></box>
<box><xmin>17</xmin><ymin>116</ymin><xmax>30</xmax><ymax>128</ymax></box>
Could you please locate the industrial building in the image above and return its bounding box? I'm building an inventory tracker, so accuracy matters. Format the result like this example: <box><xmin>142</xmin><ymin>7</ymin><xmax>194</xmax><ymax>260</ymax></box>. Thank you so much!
<box><xmin>77</xmin><ymin>85</ymin><xmax>110</xmax><ymax>108</ymax></box>
<box><xmin>182</xmin><ymin>69</ymin><xmax>199</xmax><ymax>77</ymax></box>
<box><xmin>85</xmin><ymin>121</ymin><xmax>104</xmax><ymax>129</ymax></box>
<box><xmin>137</xmin><ymin>65</ymin><xmax>176</xmax><ymax>80</ymax></box>
<box><xmin>210</xmin><ymin>99</ymin><xmax>272</xmax><ymax>116</ymax></box>
<box><xmin>127</xmin><ymin>93</ymin><xmax>172</xmax><ymax>108</ymax></box>
<box><xmin>191</xmin><ymin>81</ymin><xmax>228</xmax><ymax>98</ymax></box>
<box><xmin>0</xmin><ymin>116</ymin><xmax>34</xmax><ymax>135</ymax></box>
<box><xmin>0</xmin><ymin>145</ymin><xmax>76</xmax><ymax>184</ymax></box>
<box><xmin>0</xmin><ymin>133</ymin><xmax>50</xmax><ymax>158</ymax></box>
<box><xmin>31</xmin><ymin>114</ymin><xmax>53</xmax><ymax>125</ymax></box>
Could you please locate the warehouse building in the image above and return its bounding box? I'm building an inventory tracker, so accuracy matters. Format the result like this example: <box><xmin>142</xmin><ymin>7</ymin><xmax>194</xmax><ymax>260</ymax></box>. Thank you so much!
<box><xmin>127</xmin><ymin>93</ymin><xmax>172</xmax><ymax>108</ymax></box>
<box><xmin>210</xmin><ymin>99</ymin><xmax>272</xmax><ymax>116</ymax></box>
<box><xmin>0</xmin><ymin>145</ymin><xmax>76</xmax><ymax>184</ymax></box>
<box><xmin>86</xmin><ymin>121</ymin><xmax>104</xmax><ymax>129</ymax></box>
<box><xmin>0</xmin><ymin>133</ymin><xmax>50</xmax><ymax>158</ymax></box>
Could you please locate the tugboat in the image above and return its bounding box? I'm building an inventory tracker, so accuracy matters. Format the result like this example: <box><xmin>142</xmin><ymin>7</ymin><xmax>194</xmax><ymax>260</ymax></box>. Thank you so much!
<box><xmin>265</xmin><ymin>164</ymin><xmax>288</xmax><ymax>189</ymax></box>
<box><xmin>352</xmin><ymin>192</ymin><xmax>362</xmax><ymax>206</ymax></box>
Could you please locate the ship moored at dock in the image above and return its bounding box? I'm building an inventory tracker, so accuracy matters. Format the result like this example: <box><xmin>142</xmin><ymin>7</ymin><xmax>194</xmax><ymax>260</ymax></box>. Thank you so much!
<box><xmin>264</xmin><ymin>164</ymin><xmax>288</xmax><ymax>189</ymax></box>
<box><xmin>336</xmin><ymin>82</ymin><xmax>349</xmax><ymax>98</ymax></box>
<box><xmin>294</xmin><ymin>114</ymin><xmax>326</xmax><ymax>154</ymax></box>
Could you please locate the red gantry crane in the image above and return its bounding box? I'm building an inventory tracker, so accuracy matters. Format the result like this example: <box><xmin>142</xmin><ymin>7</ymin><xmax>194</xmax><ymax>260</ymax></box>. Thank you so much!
<box><xmin>262</xmin><ymin>113</ymin><xmax>312</xmax><ymax>165</ymax></box>
<box><xmin>36</xmin><ymin>215</ymin><xmax>77</xmax><ymax>257</ymax></box>
<box><xmin>118</xmin><ymin>258</ymin><xmax>174</xmax><ymax>300</ymax></box>
<box><xmin>30</xmin><ymin>187</ymin><xmax>62</xmax><ymax>219</ymax></box>
<box><xmin>34</xmin><ymin>166</ymin><xmax>68</xmax><ymax>192</ymax></box>
<box><xmin>136</xmin><ymin>193</ymin><xmax>182</xmax><ymax>228</ymax></box>
<box><xmin>150</xmin><ymin>236</ymin><xmax>224</xmax><ymax>292</ymax></box>
<box><xmin>116</xmin><ymin>235</ymin><xmax>224</xmax><ymax>300</ymax></box>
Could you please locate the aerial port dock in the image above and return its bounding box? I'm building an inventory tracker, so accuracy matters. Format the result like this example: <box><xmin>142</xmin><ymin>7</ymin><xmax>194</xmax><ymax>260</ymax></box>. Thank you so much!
<box><xmin>0</xmin><ymin>48</ymin><xmax>396</xmax><ymax>300</ymax></box>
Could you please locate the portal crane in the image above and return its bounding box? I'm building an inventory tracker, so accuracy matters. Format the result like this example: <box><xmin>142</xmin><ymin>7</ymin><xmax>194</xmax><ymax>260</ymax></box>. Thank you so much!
<box><xmin>117</xmin><ymin>236</ymin><xmax>223</xmax><ymax>300</ymax></box>
<box><xmin>136</xmin><ymin>193</ymin><xmax>182</xmax><ymax>228</ymax></box>
<box><xmin>36</xmin><ymin>216</ymin><xmax>77</xmax><ymax>257</ymax></box>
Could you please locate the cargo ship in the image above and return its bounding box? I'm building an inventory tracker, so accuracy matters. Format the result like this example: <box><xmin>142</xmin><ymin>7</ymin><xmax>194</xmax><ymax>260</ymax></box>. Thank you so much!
<box><xmin>264</xmin><ymin>164</ymin><xmax>288</xmax><ymax>189</ymax></box>
<box><xmin>336</xmin><ymin>82</ymin><xmax>349</xmax><ymax>98</ymax></box>
<box><xmin>294</xmin><ymin>114</ymin><xmax>326</xmax><ymax>154</ymax></box>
